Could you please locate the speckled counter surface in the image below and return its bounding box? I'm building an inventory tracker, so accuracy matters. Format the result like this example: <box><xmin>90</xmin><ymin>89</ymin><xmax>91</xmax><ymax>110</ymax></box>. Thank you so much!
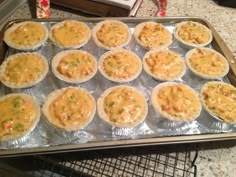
<box><xmin>2</xmin><ymin>0</ymin><xmax>236</xmax><ymax>177</ymax></box>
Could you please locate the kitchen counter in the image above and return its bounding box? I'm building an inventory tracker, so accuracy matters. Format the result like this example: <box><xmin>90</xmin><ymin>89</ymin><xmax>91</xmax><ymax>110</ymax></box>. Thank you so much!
<box><xmin>1</xmin><ymin>0</ymin><xmax>236</xmax><ymax>177</ymax></box>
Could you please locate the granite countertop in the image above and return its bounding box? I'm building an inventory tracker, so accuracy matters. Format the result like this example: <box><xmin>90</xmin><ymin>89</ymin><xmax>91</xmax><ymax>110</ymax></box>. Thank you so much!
<box><xmin>1</xmin><ymin>0</ymin><xmax>236</xmax><ymax>177</ymax></box>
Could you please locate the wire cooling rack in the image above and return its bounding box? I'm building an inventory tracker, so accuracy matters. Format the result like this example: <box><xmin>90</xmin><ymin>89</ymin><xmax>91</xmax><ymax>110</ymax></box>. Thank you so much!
<box><xmin>1</xmin><ymin>145</ymin><xmax>197</xmax><ymax>177</ymax></box>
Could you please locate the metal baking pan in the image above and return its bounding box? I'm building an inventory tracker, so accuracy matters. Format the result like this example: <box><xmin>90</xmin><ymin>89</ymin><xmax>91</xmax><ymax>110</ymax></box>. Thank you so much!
<box><xmin>0</xmin><ymin>17</ymin><xmax>236</xmax><ymax>157</ymax></box>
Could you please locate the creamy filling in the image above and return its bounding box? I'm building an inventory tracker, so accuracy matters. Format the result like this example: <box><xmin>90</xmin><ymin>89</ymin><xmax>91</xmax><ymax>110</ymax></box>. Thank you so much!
<box><xmin>9</xmin><ymin>22</ymin><xmax>45</xmax><ymax>47</ymax></box>
<box><xmin>145</xmin><ymin>51</ymin><xmax>184</xmax><ymax>80</ymax></box>
<box><xmin>157</xmin><ymin>84</ymin><xmax>200</xmax><ymax>119</ymax></box>
<box><xmin>96</xmin><ymin>23</ymin><xmax>129</xmax><ymax>47</ymax></box>
<box><xmin>49</xmin><ymin>88</ymin><xmax>94</xmax><ymax>127</ymax></box>
<box><xmin>57</xmin><ymin>52</ymin><xmax>95</xmax><ymax>79</ymax></box>
<box><xmin>177</xmin><ymin>22</ymin><xmax>210</xmax><ymax>44</ymax></box>
<box><xmin>103</xmin><ymin>52</ymin><xmax>140</xmax><ymax>79</ymax></box>
<box><xmin>52</xmin><ymin>21</ymin><xmax>89</xmax><ymax>46</ymax></box>
<box><xmin>202</xmin><ymin>83</ymin><xmax>236</xmax><ymax>122</ymax></box>
<box><xmin>138</xmin><ymin>23</ymin><xmax>171</xmax><ymax>49</ymax></box>
<box><xmin>3</xmin><ymin>54</ymin><xmax>45</xmax><ymax>85</ymax></box>
<box><xmin>0</xmin><ymin>95</ymin><xmax>36</xmax><ymax>138</ymax></box>
<box><xmin>189</xmin><ymin>48</ymin><xmax>226</xmax><ymax>76</ymax></box>
<box><xmin>104</xmin><ymin>87</ymin><xmax>146</xmax><ymax>125</ymax></box>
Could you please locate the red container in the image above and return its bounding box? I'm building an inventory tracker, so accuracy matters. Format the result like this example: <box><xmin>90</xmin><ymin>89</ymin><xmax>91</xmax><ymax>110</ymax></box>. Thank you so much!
<box><xmin>36</xmin><ymin>0</ymin><xmax>50</xmax><ymax>18</ymax></box>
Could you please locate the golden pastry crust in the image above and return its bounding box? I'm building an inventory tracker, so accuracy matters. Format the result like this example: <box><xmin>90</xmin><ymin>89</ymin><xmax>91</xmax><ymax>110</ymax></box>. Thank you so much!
<box><xmin>0</xmin><ymin>93</ymin><xmax>40</xmax><ymax>141</ymax></box>
<box><xmin>51</xmin><ymin>50</ymin><xmax>97</xmax><ymax>83</ymax></box>
<box><xmin>97</xmin><ymin>85</ymin><xmax>148</xmax><ymax>128</ymax></box>
<box><xmin>151</xmin><ymin>82</ymin><xmax>202</xmax><ymax>121</ymax></box>
<box><xmin>98</xmin><ymin>49</ymin><xmax>142</xmax><ymax>83</ymax></box>
<box><xmin>4</xmin><ymin>21</ymin><xmax>48</xmax><ymax>51</ymax></box>
<box><xmin>200</xmin><ymin>81</ymin><xmax>236</xmax><ymax>123</ymax></box>
<box><xmin>49</xmin><ymin>20</ymin><xmax>91</xmax><ymax>49</ymax></box>
<box><xmin>92</xmin><ymin>20</ymin><xmax>131</xmax><ymax>50</ymax></box>
<box><xmin>186</xmin><ymin>47</ymin><xmax>229</xmax><ymax>79</ymax></box>
<box><xmin>174</xmin><ymin>21</ymin><xmax>213</xmax><ymax>48</ymax></box>
<box><xmin>143</xmin><ymin>49</ymin><xmax>186</xmax><ymax>81</ymax></box>
<box><xmin>42</xmin><ymin>87</ymin><xmax>96</xmax><ymax>131</ymax></box>
<box><xmin>0</xmin><ymin>52</ymin><xmax>49</xmax><ymax>88</ymax></box>
<box><xmin>134</xmin><ymin>21</ymin><xmax>172</xmax><ymax>50</ymax></box>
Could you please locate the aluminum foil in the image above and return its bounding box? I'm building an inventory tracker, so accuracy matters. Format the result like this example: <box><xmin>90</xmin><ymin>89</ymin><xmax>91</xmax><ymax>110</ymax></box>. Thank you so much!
<box><xmin>0</xmin><ymin>20</ymin><xmax>235</xmax><ymax>151</ymax></box>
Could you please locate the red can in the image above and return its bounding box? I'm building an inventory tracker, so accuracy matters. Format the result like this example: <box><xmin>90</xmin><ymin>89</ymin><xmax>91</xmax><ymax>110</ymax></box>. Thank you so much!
<box><xmin>156</xmin><ymin>0</ymin><xmax>167</xmax><ymax>17</ymax></box>
<box><xmin>36</xmin><ymin>0</ymin><xmax>50</xmax><ymax>18</ymax></box>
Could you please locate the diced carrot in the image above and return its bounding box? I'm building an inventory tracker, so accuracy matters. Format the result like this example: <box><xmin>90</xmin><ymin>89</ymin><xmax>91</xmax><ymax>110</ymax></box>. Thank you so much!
<box><xmin>173</xmin><ymin>105</ymin><xmax>182</xmax><ymax>112</ymax></box>
<box><xmin>162</xmin><ymin>104</ymin><xmax>170</xmax><ymax>111</ymax></box>
<box><xmin>146</xmin><ymin>58</ymin><xmax>155</xmax><ymax>67</ymax></box>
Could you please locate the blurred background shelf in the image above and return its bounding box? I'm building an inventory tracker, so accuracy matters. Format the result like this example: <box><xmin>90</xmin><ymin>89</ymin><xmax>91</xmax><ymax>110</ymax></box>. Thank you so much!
<box><xmin>50</xmin><ymin>0</ymin><xmax>143</xmax><ymax>17</ymax></box>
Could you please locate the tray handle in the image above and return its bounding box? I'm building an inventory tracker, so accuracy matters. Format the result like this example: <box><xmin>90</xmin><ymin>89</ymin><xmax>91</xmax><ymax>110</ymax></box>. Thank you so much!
<box><xmin>0</xmin><ymin>21</ymin><xmax>17</xmax><ymax>65</ymax></box>
<box><xmin>0</xmin><ymin>26</ymin><xmax>7</xmax><ymax>65</ymax></box>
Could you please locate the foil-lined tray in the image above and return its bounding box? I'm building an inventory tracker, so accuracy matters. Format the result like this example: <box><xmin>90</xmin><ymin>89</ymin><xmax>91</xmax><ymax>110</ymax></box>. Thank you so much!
<box><xmin>0</xmin><ymin>17</ymin><xmax>236</xmax><ymax>157</ymax></box>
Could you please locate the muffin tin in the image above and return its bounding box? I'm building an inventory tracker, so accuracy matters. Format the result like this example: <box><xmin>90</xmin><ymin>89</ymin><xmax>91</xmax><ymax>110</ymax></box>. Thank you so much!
<box><xmin>0</xmin><ymin>17</ymin><xmax>236</xmax><ymax>157</ymax></box>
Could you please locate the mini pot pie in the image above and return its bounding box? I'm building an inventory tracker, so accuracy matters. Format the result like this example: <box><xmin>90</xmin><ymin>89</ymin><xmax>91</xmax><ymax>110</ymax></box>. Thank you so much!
<box><xmin>98</xmin><ymin>49</ymin><xmax>142</xmax><ymax>82</ymax></box>
<box><xmin>186</xmin><ymin>47</ymin><xmax>229</xmax><ymax>79</ymax></box>
<box><xmin>97</xmin><ymin>85</ymin><xmax>148</xmax><ymax>128</ymax></box>
<box><xmin>49</xmin><ymin>20</ymin><xmax>91</xmax><ymax>49</ymax></box>
<box><xmin>143</xmin><ymin>49</ymin><xmax>186</xmax><ymax>81</ymax></box>
<box><xmin>0</xmin><ymin>93</ymin><xmax>40</xmax><ymax>141</ymax></box>
<box><xmin>92</xmin><ymin>20</ymin><xmax>131</xmax><ymax>50</ymax></box>
<box><xmin>51</xmin><ymin>50</ymin><xmax>97</xmax><ymax>83</ymax></box>
<box><xmin>200</xmin><ymin>81</ymin><xmax>236</xmax><ymax>123</ymax></box>
<box><xmin>134</xmin><ymin>21</ymin><xmax>172</xmax><ymax>50</ymax></box>
<box><xmin>0</xmin><ymin>52</ymin><xmax>49</xmax><ymax>88</ymax></box>
<box><xmin>42</xmin><ymin>87</ymin><xmax>96</xmax><ymax>131</ymax></box>
<box><xmin>4</xmin><ymin>21</ymin><xmax>48</xmax><ymax>51</ymax></box>
<box><xmin>151</xmin><ymin>82</ymin><xmax>202</xmax><ymax>121</ymax></box>
<box><xmin>174</xmin><ymin>21</ymin><xmax>213</xmax><ymax>48</ymax></box>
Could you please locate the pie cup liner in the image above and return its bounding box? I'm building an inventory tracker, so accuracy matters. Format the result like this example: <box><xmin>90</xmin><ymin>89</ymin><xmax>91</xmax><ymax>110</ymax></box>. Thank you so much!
<box><xmin>98</xmin><ymin>48</ymin><xmax>142</xmax><ymax>83</ymax></box>
<box><xmin>97</xmin><ymin>85</ymin><xmax>148</xmax><ymax>128</ymax></box>
<box><xmin>92</xmin><ymin>20</ymin><xmax>131</xmax><ymax>50</ymax></box>
<box><xmin>4</xmin><ymin>21</ymin><xmax>48</xmax><ymax>51</ymax></box>
<box><xmin>51</xmin><ymin>50</ymin><xmax>97</xmax><ymax>84</ymax></box>
<box><xmin>0</xmin><ymin>52</ymin><xmax>49</xmax><ymax>89</ymax></box>
<box><xmin>49</xmin><ymin>20</ymin><xmax>91</xmax><ymax>49</ymax></box>
<box><xmin>185</xmin><ymin>47</ymin><xmax>229</xmax><ymax>79</ymax></box>
<box><xmin>133</xmin><ymin>21</ymin><xmax>172</xmax><ymax>50</ymax></box>
<box><xmin>0</xmin><ymin>93</ymin><xmax>40</xmax><ymax>142</ymax></box>
<box><xmin>143</xmin><ymin>49</ymin><xmax>186</xmax><ymax>81</ymax></box>
<box><xmin>42</xmin><ymin>87</ymin><xmax>96</xmax><ymax>132</ymax></box>
<box><xmin>174</xmin><ymin>21</ymin><xmax>213</xmax><ymax>49</ymax></box>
